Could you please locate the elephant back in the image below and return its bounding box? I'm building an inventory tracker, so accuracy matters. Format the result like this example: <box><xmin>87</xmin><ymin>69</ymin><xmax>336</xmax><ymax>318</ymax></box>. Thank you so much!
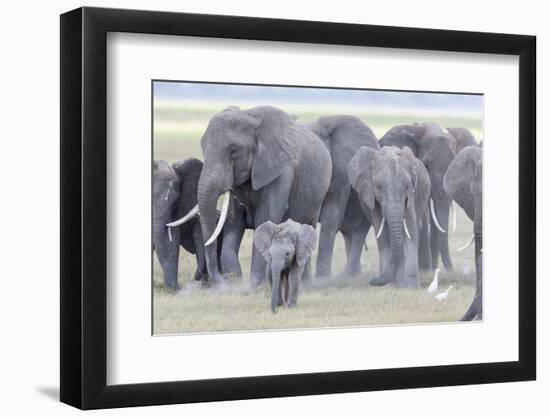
<box><xmin>318</xmin><ymin>115</ymin><xmax>379</xmax><ymax>191</ymax></box>
<box><xmin>446</xmin><ymin>127</ymin><xmax>478</xmax><ymax>154</ymax></box>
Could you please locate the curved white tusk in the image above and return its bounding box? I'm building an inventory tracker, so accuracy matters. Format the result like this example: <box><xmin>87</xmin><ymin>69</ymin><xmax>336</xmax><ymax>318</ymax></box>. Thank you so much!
<box><xmin>205</xmin><ymin>191</ymin><xmax>230</xmax><ymax>246</ymax></box>
<box><xmin>457</xmin><ymin>234</ymin><xmax>475</xmax><ymax>252</ymax></box>
<box><xmin>430</xmin><ymin>198</ymin><xmax>446</xmax><ymax>233</ymax></box>
<box><xmin>376</xmin><ymin>217</ymin><xmax>385</xmax><ymax>239</ymax></box>
<box><xmin>403</xmin><ymin>218</ymin><xmax>411</xmax><ymax>240</ymax></box>
<box><xmin>167</xmin><ymin>226</ymin><xmax>173</xmax><ymax>243</ymax></box>
<box><xmin>166</xmin><ymin>205</ymin><xmax>199</xmax><ymax>227</ymax></box>
<box><xmin>451</xmin><ymin>201</ymin><xmax>457</xmax><ymax>233</ymax></box>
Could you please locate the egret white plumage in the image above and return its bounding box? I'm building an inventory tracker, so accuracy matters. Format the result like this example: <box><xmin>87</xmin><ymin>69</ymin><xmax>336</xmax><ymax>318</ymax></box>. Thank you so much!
<box><xmin>427</xmin><ymin>268</ymin><xmax>440</xmax><ymax>294</ymax></box>
<box><xmin>435</xmin><ymin>285</ymin><xmax>453</xmax><ymax>303</ymax></box>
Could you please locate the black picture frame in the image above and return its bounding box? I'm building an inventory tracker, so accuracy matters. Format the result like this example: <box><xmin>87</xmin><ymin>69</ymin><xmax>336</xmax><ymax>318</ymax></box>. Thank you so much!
<box><xmin>60</xmin><ymin>6</ymin><xmax>536</xmax><ymax>410</ymax></box>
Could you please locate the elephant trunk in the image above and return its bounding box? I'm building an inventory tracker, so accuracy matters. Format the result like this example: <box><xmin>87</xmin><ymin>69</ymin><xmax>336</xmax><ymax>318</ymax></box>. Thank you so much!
<box><xmin>388</xmin><ymin>213</ymin><xmax>404</xmax><ymax>281</ymax></box>
<box><xmin>197</xmin><ymin>167</ymin><xmax>229</xmax><ymax>281</ymax></box>
<box><xmin>271</xmin><ymin>262</ymin><xmax>282</xmax><ymax>313</ymax></box>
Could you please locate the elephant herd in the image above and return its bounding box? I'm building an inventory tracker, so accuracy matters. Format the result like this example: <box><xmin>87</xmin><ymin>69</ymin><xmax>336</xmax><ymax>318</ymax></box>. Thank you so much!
<box><xmin>153</xmin><ymin>105</ymin><xmax>483</xmax><ymax>320</ymax></box>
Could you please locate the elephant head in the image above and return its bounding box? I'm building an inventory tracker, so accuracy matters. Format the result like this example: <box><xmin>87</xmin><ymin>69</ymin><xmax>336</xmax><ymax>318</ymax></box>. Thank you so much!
<box><xmin>347</xmin><ymin>146</ymin><xmax>430</xmax><ymax>287</ymax></box>
<box><xmin>253</xmin><ymin>219</ymin><xmax>317</xmax><ymax>312</ymax></box>
<box><xmin>153</xmin><ymin>160</ymin><xmax>181</xmax><ymax>290</ymax></box>
<box><xmin>195</xmin><ymin>105</ymin><xmax>298</xmax><ymax>281</ymax></box>
<box><xmin>444</xmin><ymin>146</ymin><xmax>483</xmax><ymax>320</ymax></box>
<box><xmin>380</xmin><ymin>123</ymin><xmax>457</xmax><ymax>271</ymax></box>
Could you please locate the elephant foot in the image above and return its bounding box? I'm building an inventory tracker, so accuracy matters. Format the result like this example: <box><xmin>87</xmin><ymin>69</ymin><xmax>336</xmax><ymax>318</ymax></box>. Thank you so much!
<box><xmin>193</xmin><ymin>268</ymin><xmax>207</xmax><ymax>281</ymax></box>
<box><xmin>340</xmin><ymin>266</ymin><xmax>361</xmax><ymax>280</ymax></box>
<box><xmin>221</xmin><ymin>261</ymin><xmax>243</xmax><ymax>278</ymax></box>
<box><xmin>164</xmin><ymin>283</ymin><xmax>180</xmax><ymax>292</ymax></box>
<box><xmin>250</xmin><ymin>277</ymin><xmax>266</xmax><ymax>290</ymax></box>
<box><xmin>461</xmin><ymin>297</ymin><xmax>482</xmax><ymax>321</ymax></box>
<box><xmin>201</xmin><ymin>271</ymin><xmax>226</xmax><ymax>288</ymax></box>
<box><xmin>315</xmin><ymin>264</ymin><xmax>332</xmax><ymax>279</ymax></box>
<box><xmin>369</xmin><ymin>273</ymin><xmax>392</xmax><ymax>287</ymax></box>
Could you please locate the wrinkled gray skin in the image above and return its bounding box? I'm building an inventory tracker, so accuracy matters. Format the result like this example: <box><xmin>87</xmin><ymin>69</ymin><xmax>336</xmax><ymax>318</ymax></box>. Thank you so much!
<box><xmin>253</xmin><ymin>219</ymin><xmax>317</xmax><ymax>312</ymax></box>
<box><xmin>197</xmin><ymin>105</ymin><xmax>331</xmax><ymax>285</ymax></box>
<box><xmin>153</xmin><ymin>160</ymin><xmax>181</xmax><ymax>290</ymax></box>
<box><xmin>348</xmin><ymin>146</ymin><xmax>430</xmax><ymax>288</ymax></box>
<box><xmin>154</xmin><ymin>159</ymin><xmax>230</xmax><ymax>289</ymax></box>
<box><xmin>170</xmin><ymin>159</ymin><xmax>209</xmax><ymax>283</ymax></box>
<box><xmin>307</xmin><ymin>116</ymin><xmax>380</xmax><ymax>278</ymax></box>
<box><xmin>444</xmin><ymin>146</ymin><xmax>483</xmax><ymax>320</ymax></box>
<box><xmin>446</xmin><ymin>127</ymin><xmax>478</xmax><ymax>154</ymax></box>
<box><xmin>380</xmin><ymin>123</ymin><xmax>456</xmax><ymax>272</ymax></box>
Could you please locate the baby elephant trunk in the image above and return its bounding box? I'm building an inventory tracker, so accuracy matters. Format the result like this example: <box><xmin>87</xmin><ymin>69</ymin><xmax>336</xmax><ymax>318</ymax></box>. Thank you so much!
<box><xmin>271</xmin><ymin>263</ymin><xmax>282</xmax><ymax>313</ymax></box>
<box><xmin>270</xmin><ymin>251</ymin><xmax>287</xmax><ymax>313</ymax></box>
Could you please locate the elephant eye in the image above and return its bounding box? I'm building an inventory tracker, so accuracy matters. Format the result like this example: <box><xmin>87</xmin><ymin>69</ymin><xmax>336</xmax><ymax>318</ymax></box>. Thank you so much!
<box><xmin>228</xmin><ymin>145</ymin><xmax>238</xmax><ymax>158</ymax></box>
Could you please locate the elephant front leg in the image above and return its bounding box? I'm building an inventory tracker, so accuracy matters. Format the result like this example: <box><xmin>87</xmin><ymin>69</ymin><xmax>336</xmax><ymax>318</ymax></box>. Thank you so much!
<box><xmin>220</xmin><ymin>212</ymin><xmax>245</xmax><ymax>278</ymax></box>
<box><xmin>430</xmin><ymin>204</ymin><xmax>454</xmax><ymax>272</ymax></box>
<box><xmin>402</xmin><ymin>232</ymin><xmax>420</xmax><ymax>288</ymax></box>
<box><xmin>154</xmin><ymin>223</ymin><xmax>180</xmax><ymax>291</ymax></box>
<box><xmin>191</xmin><ymin>224</ymin><xmax>208</xmax><ymax>281</ymax></box>
<box><xmin>418</xmin><ymin>211</ymin><xmax>431</xmax><ymax>271</ymax></box>
<box><xmin>430</xmin><ymin>221</ymin><xmax>441</xmax><ymax>270</ymax></box>
<box><xmin>287</xmin><ymin>265</ymin><xmax>304</xmax><ymax>308</ymax></box>
<box><xmin>342</xmin><ymin>220</ymin><xmax>370</xmax><ymax>278</ymax></box>
<box><xmin>203</xmin><ymin>244</ymin><xmax>224</xmax><ymax>284</ymax></box>
<box><xmin>316</xmin><ymin>190</ymin><xmax>348</xmax><ymax>278</ymax></box>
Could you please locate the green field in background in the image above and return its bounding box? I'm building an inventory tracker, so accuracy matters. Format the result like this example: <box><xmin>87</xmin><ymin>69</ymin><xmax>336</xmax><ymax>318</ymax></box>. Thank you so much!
<box><xmin>153</xmin><ymin>100</ymin><xmax>483</xmax><ymax>163</ymax></box>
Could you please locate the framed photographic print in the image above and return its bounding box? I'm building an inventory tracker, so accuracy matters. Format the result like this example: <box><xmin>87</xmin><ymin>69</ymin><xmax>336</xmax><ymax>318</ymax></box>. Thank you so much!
<box><xmin>60</xmin><ymin>6</ymin><xmax>536</xmax><ymax>409</ymax></box>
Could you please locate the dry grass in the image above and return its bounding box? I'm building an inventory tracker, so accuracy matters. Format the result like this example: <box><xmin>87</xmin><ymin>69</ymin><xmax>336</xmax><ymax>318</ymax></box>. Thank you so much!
<box><xmin>153</xmin><ymin>98</ymin><xmax>481</xmax><ymax>334</ymax></box>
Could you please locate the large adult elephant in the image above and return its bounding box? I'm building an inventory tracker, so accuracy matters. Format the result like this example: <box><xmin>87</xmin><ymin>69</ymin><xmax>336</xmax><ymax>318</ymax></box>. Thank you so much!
<box><xmin>380</xmin><ymin>123</ymin><xmax>456</xmax><ymax>272</ymax></box>
<box><xmin>307</xmin><ymin>115</ymin><xmax>379</xmax><ymax>278</ymax></box>
<box><xmin>443</xmin><ymin>146</ymin><xmax>483</xmax><ymax>320</ymax></box>
<box><xmin>347</xmin><ymin>146</ymin><xmax>430</xmax><ymax>288</ymax></box>
<box><xmin>153</xmin><ymin>160</ymin><xmax>182</xmax><ymax>290</ymax></box>
<box><xmin>165</xmin><ymin>159</ymin><xmax>250</xmax><ymax>281</ymax></box>
<box><xmin>188</xmin><ymin>105</ymin><xmax>332</xmax><ymax>284</ymax></box>
<box><xmin>154</xmin><ymin>159</ymin><xmax>221</xmax><ymax>289</ymax></box>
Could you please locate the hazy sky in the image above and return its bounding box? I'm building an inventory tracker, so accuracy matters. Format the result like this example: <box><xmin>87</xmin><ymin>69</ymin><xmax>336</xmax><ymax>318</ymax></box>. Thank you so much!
<box><xmin>154</xmin><ymin>81</ymin><xmax>483</xmax><ymax>114</ymax></box>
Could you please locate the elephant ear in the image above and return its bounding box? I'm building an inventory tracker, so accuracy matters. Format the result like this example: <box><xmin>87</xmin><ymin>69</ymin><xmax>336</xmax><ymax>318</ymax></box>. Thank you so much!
<box><xmin>443</xmin><ymin>146</ymin><xmax>482</xmax><ymax>198</ymax></box>
<box><xmin>251</xmin><ymin>109</ymin><xmax>294</xmax><ymax>190</ymax></box>
<box><xmin>347</xmin><ymin>147</ymin><xmax>377</xmax><ymax>209</ymax></box>
<box><xmin>253</xmin><ymin>221</ymin><xmax>277</xmax><ymax>261</ymax></box>
<box><xmin>296</xmin><ymin>224</ymin><xmax>317</xmax><ymax>267</ymax></box>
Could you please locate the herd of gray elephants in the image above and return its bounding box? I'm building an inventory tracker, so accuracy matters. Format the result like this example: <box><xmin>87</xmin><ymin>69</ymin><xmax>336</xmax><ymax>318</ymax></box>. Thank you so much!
<box><xmin>153</xmin><ymin>105</ymin><xmax>483</xmax><ymax>319</ymax></box>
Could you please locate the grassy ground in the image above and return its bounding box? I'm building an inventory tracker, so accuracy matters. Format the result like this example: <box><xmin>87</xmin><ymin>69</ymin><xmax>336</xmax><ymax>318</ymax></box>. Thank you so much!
<box><xmin>153</xmin><ymin>98</ymin><xmax>481</xmax><ymax>334</ymax></box>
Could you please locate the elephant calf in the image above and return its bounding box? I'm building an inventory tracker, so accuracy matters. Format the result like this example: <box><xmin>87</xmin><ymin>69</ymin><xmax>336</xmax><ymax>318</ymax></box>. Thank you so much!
<box><xmin>253</xmin><ymin>219</ymin><xmax>317</xmax><ymax>312</ymax></box>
